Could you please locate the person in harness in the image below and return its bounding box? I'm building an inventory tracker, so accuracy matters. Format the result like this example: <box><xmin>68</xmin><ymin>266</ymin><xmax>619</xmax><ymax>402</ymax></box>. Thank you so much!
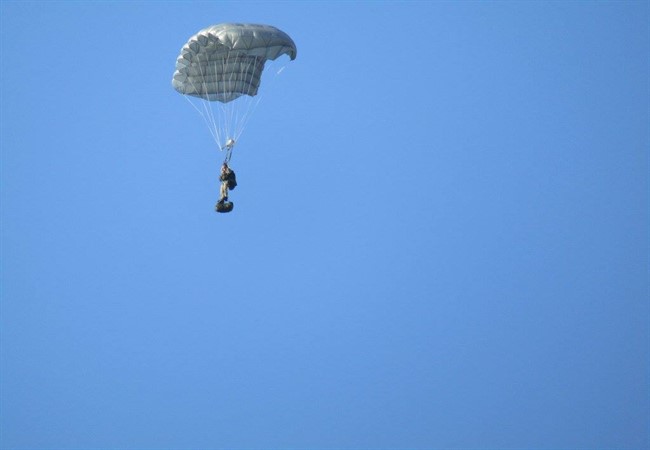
<box><xmin>215</xmin><ymin>162</ymin><xmax>237</xmax><ymax>213</ymax></box>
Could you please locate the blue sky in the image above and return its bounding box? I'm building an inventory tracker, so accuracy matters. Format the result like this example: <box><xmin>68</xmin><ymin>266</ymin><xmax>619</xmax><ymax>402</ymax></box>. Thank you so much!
<box><xmin>1</xmin><ymin>1</ymin><xmax>648</xmax><ymax>449</ymax></box>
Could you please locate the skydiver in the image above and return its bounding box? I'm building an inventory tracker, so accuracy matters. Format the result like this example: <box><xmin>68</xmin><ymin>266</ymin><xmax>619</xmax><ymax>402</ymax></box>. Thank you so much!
<box><xmin>215</xmin><ymin>162</ymin><xmax>237</xmax><ymax>213</ymax></box>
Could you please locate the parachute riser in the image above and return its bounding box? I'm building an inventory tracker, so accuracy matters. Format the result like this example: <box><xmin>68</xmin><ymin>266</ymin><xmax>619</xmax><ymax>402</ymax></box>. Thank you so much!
<box><xmin>222</xmin><ymin>138</ymin><xmax>235</xmax><ymax>164</ymax></box>
<box><xmin>223</xmin><ymin>147</ymin><xmax>233</xmax><ymax>164</ymax></box>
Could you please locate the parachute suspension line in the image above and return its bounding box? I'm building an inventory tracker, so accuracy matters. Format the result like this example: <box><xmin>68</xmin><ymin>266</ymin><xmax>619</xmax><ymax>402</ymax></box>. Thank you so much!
<box><xmin>236</xmin><ymin>93</ymin><xmax>262</xmax><ymax>144</ymax></box>
<box><xmin>234</xmin><ymin>57</ymin><xmax>264</xmax><ymax>143</ymax></box>
<box><xmin>185</xmin><ymin>58</ymin><xmax>222</xmax><ymax>147</ymax></box>
<box><xmin>234</xmin><ymin>59</ymin><xmax>286</xmax><ymax>143</ymax></box>
<box><xmin>182</xmin><ymin>95</ymin><xmax>219</xmax><ymax>146</ymax></box>
<box><xmin>213</xmin><ymin>57</ymin><xmax>226</xmax><ymax>147</ymax></box>
<box><xmin>230</xmin><ymin>53</ymin><xmax>245</xmax><ymax>141</ymax></box>
<box><xmin>185</xmin><ymin>59</ymin><xmax>213</xmax><ymax>143</ymax></box>
<box><xmin>183</xmin><ymin>85</ymin><xmax>221</xmax><ymax>146</ymax></box>
<box><xmin>226</xmin><ymin>51</ymin><xmax>238</xmax><ymax>144</ymax></box>
<box><xmin>217</xmin><ymin>55</ymin><xmax>228</xmax><ymax>145</ymax></box>
<box><xmin>237</xmin><ymin>56</ymin><xmax>258</xmax><ymax>138</ymax></box>
<box><xmin>200</xmin><ymin>55</ymin><xmax>223</xmax><ymax>148</ymax></box>
<box><xmin>213</xmin><ymin>52</ymin><xmax>259</xmax><ymax>152</ymax></box>
<box><xmin>231</xmin><ymin>57</ymin><xmax>250</xmax><ymax>142</ymax></box>
<box><xmin>218</xmin><ymin>52</ymin><xmax>236</xmax><ymax>150</ymax></box>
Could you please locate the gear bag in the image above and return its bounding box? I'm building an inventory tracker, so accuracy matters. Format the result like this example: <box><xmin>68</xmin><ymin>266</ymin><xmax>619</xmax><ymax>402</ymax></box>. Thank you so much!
<box><xmin>227</xmin><ymin>170</ymin><xmax>237</xmax><ymax>190</ymax></box>
<box><xmin>215</xmin><ymin>200</ymin><xmax>234</xmax><ymax>213</ymax></box>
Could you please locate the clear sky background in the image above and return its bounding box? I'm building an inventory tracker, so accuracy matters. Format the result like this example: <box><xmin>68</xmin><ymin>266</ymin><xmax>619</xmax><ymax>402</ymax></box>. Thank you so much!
<box><xmin>1</xmin><ymin>2</ymin><xmax>648</xmax><ymax>449</ymax></box>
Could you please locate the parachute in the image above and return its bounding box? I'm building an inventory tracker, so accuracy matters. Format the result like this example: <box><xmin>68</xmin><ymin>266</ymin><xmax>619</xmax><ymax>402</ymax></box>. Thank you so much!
<box><xmin>172</xmin><ymin>23</ymin><xmax>297</xmax><ymax>157</ymax></box>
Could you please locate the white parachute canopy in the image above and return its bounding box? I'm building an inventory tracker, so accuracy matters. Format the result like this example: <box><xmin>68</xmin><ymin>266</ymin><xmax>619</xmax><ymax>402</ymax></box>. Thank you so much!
<box><xmin>172</xmin><ymin>23</ymin><xmax>297</xmax><ymax>151</ymax></box>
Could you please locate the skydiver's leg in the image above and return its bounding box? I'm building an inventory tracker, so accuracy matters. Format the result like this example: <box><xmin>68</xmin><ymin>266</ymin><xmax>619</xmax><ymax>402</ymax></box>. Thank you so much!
<box><xmin>220</xmin><ymin>181</ymin><xmax>229</xmax><ymax>202</ymax></box>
